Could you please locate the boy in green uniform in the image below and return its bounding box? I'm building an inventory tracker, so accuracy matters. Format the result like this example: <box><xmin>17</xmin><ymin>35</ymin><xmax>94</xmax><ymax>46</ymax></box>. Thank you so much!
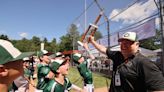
<box><xmin>36</xmin><ymin>50</ymin><xmax>54</xmax><ymax>90</ymax></box>
<box><xmin>23</xmin><ymin>57</ymin><xmax>31</xmax><ymax>79</ymax></box>
<box><xmin>37</xmin><ymin>50</ymin><xmax>52</xmax><ymax>69</ymax></box>
<box><xmin>36</xmin><ymin>65</ymin><xmax>54</xmax><ymax>91</ymax></box>
<box><xmin>73</xmin><ymin>42</ymin><xmax>94</xmax><ymax>92</ymax></box>
<box><xmin>44</xmin><ymin>58</ymin><xmax>72</xmax><ymax>92</ymax></box>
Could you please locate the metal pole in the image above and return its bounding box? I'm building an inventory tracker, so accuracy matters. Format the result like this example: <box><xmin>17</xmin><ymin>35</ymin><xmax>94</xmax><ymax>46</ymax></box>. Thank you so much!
<box><xmin>107</xmin><ymin>19</ymin><xmax>110</xmax><ymax>47</ymax></box>
<box><xmin>85</xmin><ymin>0</ymin><xmax>87</xmax><ymax>57</ymax></box>
<box><xmin>85</xmin><ymin>0</ymin><xmax>87</xmax><ymax>30</ymax></box>
<box><xmin>159</xmin><ymin>0</ymin><xmax>164</xmax><ymax>74</ymax></box>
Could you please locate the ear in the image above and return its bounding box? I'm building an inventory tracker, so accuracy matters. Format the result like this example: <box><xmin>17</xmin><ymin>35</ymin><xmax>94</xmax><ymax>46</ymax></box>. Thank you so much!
<box><xmin>56</xmin><ymin>69</ymin><xmax>60</xmax><ymax>73</ymax></box>
<box><xmin>0</xmin><ymin>66</ymin><xmax>9</xmax><ymax>77</ymax></box>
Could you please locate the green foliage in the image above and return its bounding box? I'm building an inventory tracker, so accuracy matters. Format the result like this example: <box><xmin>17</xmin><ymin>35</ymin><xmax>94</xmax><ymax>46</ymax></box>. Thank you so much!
<box><xmin>0</xmin><ymin>23</ymin><xmax>101</xmax><ymax>53</ymax></box>
<box><xmin>2</xmin><ymin>28</ymin><xmax>160</xmax><ymax>53</ymax></box>
<box><xmin>94</xmin><ymin>31</ymin><xmax>103</xmax><ymax>40</ymax></box>
<box><xmin>13</xmin><ymin>38</ymin><xmax>32</xmax><ymax>52</ymax></box>
<box><xmin>0</xmin><ymin>34</ymin><xmax>9</xmax><ymax>40</ymax></box>
<box><xmin>80</xmin><ymin>31</ymin><xmax>103</xmax><ymax>41</ymax></box>
<box><xmin>140</xmin><ymin>29</ymin><xmax>161</xmax><ymax>50</ymax></box>
<box><xmin>58</xmin><ymin>24</ymin><xmax>80</xmax><ymax>51</ymax></box>
<box><xmin>49</xmin><ymin>38</ymin><xmax>57</xmax><ymax>53</ymax></box>
<box><xmin>59</xmin><ymin>35</ymin><xmax>72</xmax><ymax>51</ymax></box>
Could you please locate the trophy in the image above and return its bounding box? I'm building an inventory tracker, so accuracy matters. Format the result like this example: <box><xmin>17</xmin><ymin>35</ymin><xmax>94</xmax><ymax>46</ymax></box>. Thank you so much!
<box><xmin>80</xmin><ymin>11</ymin><xmax>103</xmax><ymax>43</ymax></box>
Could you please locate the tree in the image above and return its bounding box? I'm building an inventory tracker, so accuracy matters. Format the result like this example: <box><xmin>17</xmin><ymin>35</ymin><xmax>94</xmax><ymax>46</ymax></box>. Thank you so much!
<box><xmin>42</xmin><ymin>37</ymin><xmax>51</xmax><ymax>51</ymax></box>
<box><xmin>58</xmin><ymin>35</ymin><xmax>72</xmax><ymax>51</ymax></box>
<box><xmin>43</xmin><ymin>38</ymin><xmax>48</xmax><ymax>44</ymax></box>
<box><xmin>67</xmin><ymin>24</ymin><xmax>80</xmax><ymax>50</ymax></box>
<box><xmin>58</xmin><ymin>24</ymin><xmax>80</xmax><ymax>52</ymax></box>
<box><xmin>140</xmin><ymin>29</ymin><xmax>161</xmax><ymax>50</ymax></box>
<box><xmin>13</xmin><ymin>38</ymin><xmax>32</xmax><ymax>52</ymax></box>
<box><xmin>94</xmin><ymin>31</ymin><xmax>103</xmax><ymax>40</ymax></box>
<box><xmin>49</xmin><ymin>38</ymin><xmax>57</xmax><ymax>52</ymax></box>
<box><xmin>80</xmin><ymin>30</ymin><xmax>102</xmax><ymax>41</ymax></box>
<box><xmin>0</xmin><ymin>34</ymin><xmax>9</xmax><ymax>40</ymax></box>
<box><xmin>31</xmin><ymin>36</ymin><xmax>41</xmax><ymax>51</ymax></box>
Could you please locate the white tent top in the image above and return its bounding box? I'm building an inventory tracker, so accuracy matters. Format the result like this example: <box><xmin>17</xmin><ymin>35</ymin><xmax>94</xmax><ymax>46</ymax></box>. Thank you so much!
<box><xmin>110</xmin><ymin>45</ymin><xmax>157</xmax><ymax>57</ymax></box>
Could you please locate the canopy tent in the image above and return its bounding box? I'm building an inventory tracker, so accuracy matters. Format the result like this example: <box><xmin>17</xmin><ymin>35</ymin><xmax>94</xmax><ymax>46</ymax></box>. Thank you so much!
<box><xmin>110</xmin><ymin>45</ymin><xmax>157</xmax><ymax>57</ymax></box>
<box><xmin>84</xmin><ymin>45</ymin><xmax>156</xmax><ymax>57</ymax></box>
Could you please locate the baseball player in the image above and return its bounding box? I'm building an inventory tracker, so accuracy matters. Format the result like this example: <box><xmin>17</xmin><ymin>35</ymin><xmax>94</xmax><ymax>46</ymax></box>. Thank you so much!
<box><xmin>73</xmin><ymin>41</ymin><xmax>95</xmax><ymax>92</ymax></box>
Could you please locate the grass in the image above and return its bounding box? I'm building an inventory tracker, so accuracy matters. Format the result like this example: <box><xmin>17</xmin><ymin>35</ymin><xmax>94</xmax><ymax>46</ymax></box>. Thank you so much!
<box><xmin>67</xmin><ymin>67</ymin><xmax>111</xmax><ymax>90</ymax></box>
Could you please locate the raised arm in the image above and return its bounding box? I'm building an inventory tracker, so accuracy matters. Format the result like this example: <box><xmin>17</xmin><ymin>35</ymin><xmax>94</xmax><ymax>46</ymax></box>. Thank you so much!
<box><xmin>71</xmin><ymin>84</ymin><xmax>83</xmax><ymax>92</ymax></box>
<box><xmin>89</xmin><ymin>36</ymin><xmax>107</xmax><ymax>54</ymax></box>
<box><xmin>83</xmin><ymin>42</ymin><xmax>95</xmax><ymax>60</ymax></box>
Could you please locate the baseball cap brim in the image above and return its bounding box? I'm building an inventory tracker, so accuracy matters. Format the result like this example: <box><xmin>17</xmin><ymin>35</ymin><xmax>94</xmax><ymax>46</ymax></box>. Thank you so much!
<box><xmin>49</xmin><ymin>54</ymin><xmax>56</xmax><ymax>58</ymax></box>
<box><xmin>118</xmin><ymin>38</ymin><xmax>136</xmax><ymax>42</ymax></box>
<box><xmin>44</xmin><ymin>52</ymin><xmax>53</xmax><ymax>56</ymax></box>
<box><xmin>11</xmin><ymin>52</ymin><xmax>35</xmax><ymax>62</ymax></box>
<box><xmin>49</xmin><ymin>59</ymin><xmax>67</xmax><ymax>73</ymax></box>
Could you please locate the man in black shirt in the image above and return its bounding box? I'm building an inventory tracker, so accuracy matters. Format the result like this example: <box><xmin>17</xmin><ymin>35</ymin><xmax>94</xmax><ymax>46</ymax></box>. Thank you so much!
<box><xmin>89</xmin><ymin>31</ymin><xmax>164</xmax><ymax>92</ymax></box>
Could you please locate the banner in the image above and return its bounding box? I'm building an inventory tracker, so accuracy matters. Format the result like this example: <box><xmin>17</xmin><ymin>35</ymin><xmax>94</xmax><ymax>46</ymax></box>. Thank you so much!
<box><xmin>119</xmin><ymin>19</ymin><xmax>156</xmax><ymax>41</ymax></box>
<box><xmin>78</xmin><ymin>19</ymin><xmax>155</xmax><ymax>55</ymax></box>
<box><xmin>99</xmin><ymin>36</ymin><xmax>108</xmax><ymax>47</ymax></box>
<box><xmin>110</xmin><ymin>33</ymin><xmax>119</xmax><ymax>47</ymax></box>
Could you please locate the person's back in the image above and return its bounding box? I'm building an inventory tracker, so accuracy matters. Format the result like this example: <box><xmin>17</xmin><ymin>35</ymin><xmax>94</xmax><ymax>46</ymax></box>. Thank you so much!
<box><xmin>73</xmin><ymin>53</ymin><xmax>94</xmax><ymax>92</ymax></box>
<box><xmin>36</xmin><ymin>65</ymin><xmax>51</xmax><ymax>90</ymax></box>
<box><xmin>77</xmin><ymin>59</ymin><xmax>93</xmax><ymax>84</ymax></box>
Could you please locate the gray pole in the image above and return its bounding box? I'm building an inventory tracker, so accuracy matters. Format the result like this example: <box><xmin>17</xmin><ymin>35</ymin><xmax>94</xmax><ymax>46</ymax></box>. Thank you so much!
<box><xmin>159</xmin><ymin>0</ymin><xmax>164</xmax><ymax>74</ymax></box>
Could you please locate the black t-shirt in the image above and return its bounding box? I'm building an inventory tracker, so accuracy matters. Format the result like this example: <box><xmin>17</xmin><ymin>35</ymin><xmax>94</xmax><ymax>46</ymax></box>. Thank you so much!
<box><xmin>106</xmin><ymin>48</ymin><xmax>164</xmax><ymax>92</ymax></box>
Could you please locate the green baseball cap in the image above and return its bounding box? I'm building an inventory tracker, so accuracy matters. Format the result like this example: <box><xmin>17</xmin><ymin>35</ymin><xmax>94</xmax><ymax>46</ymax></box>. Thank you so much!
<box><xmin>0</xmin><ymin>39</ymin><xmax>34</xmax><ymax>65</ymax></box>
<box><xmin>49</xmin><ymin>59</ymin><xmax>66</xmax><ymax>73</ymax></box>
<box><xmin>72</xmin><ymin>53</ymin><xmax>82</xmax><ymax>62</ymax></box>
<box><xmin>37</xmin><ymin>50</ymin><xmax>52</xmax><ymax>57</ymax></box>
<box><xmin>23</xmin><ymin>57</ymin><xmax>30</xmax><ymax>61</ymax></box>
<box><xmin>55</xmin><ymin>52</ymin><xmax>62</xmax><ymax>57</ymax></box>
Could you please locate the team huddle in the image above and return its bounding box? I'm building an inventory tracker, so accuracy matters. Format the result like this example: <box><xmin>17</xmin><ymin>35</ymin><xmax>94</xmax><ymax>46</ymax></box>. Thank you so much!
<box><xmin>9</xmin><ymin>40</ymin><xmax>94</xmax><ymax>92</ymax></box>
<box><xmin>1</xmin><ymin>31</ymin><xmax>164</xmax><ymax>92</ymax></box>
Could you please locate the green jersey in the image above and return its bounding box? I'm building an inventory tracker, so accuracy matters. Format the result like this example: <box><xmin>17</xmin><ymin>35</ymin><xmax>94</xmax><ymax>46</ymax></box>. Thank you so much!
<box><xmin>24</xmin><ymin>68</ymin><xmax>31</xmax><ymax>78</ymax></box>
<box><xmin>77</xmin><ymin>60</ymin><xmax>93</xmax><ymax>84</ymax></box>
<box><xmin>36</xmin><ymin>65</ymin><xmax>51</xmax><ymax>90</ymax></box>
<box><xmin>44</xmin><ymin>77</ymin><xmax>72</xmax><ymax>92</ymax></box>
<box><xmin>37</xmin><ymin>63</ymin><xmax>47</xmax><ymax>70</ymax></box>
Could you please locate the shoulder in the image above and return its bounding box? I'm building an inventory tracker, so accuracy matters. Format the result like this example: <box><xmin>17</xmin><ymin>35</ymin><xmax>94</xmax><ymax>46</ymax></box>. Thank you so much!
<box><xmin>134</xmin><ymin>54</ymin><xmax>164</xmax><ymax>90</ymax></box>
<box><xmin>106</xmin><ymin>49</ymin><xmax>122</xmax><ymax>57</ymax></box>
<box><xmin>134</xmin><ymin>53</ymin><xmax>155</xmax><ymax>66</ymax></box>
<box><xmin>134</xmin><ymin>53</ymin><xmax>161</xmax><ymax>73</ymax></box>
<box><xmin>44</xmin><ymin>80</ymin><xmax>56</xmax><ymax>92</ymax></box>
<box><xmin>106</xmin><ymin>50</ymin><xmax>124</xmax><ymax>62</ymax></box>
<box><xmin>65</xmin><ymin>77</ymin><xmax>71</xmax><ymax>83</ymax></box>
<box><xmin>38</xmin><ymin>66</ymin><xmax>50</xmax><ymax>75</ymax></box>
